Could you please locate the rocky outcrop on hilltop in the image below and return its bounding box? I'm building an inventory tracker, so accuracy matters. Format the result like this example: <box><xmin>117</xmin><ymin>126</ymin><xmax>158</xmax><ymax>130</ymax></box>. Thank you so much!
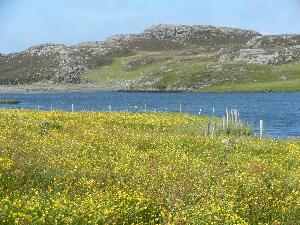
<box><xmin>103</xmin><ymin>33</ymin><xmax>181</xmax><ymax>50</ymax></box>
<box><xmin>103</xmin><ymin>24</ymin><xmax>260</xmax><ymax>50</ymax></box>
<box><xmin>142</xmin><ymin>24</ymin><xmax>260</xmax><ymax>45</ymax></box>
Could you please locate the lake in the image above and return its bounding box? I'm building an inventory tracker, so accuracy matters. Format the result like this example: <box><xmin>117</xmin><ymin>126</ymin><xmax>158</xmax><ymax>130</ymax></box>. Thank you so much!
<box><xmin>0</xmin><ymin>92</ymin><xmax>299</xmax><ymax>139</ymax></box>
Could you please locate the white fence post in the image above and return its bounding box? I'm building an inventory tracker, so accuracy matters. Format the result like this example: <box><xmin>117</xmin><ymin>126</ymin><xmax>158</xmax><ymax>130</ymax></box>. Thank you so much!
<box><xmin>260</xmin><ymin>120</ymin><xmax>264</xmax><ymax>138</ymax></box>
<box><xmin>226</xmin><ymin>107</ymin><xmax>229</xmax><ymax>126</ymax></box>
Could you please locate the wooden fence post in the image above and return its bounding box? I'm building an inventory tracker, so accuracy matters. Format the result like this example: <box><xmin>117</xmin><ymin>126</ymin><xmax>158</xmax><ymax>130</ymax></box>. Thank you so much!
<box><xmin>207</xmin><ymin>122</ymin><xmax>211</xmax><ymax>136</ymax></box>
<box><xmin>211</xmin><ymin>122</ymin><xmax>215</xmax><ymax>136</ymax></box>
<box><xmin>222</xmin><ymin>116</ymin><xmax>226</xmax><ymax>130</ymax></box>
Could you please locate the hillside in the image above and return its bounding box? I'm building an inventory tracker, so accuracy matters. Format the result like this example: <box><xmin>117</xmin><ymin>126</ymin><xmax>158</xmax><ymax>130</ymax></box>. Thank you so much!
<box><xmin>1</xmin><ymin>24</ymin><xmax>300</xmax><ymax>92</ymax></box>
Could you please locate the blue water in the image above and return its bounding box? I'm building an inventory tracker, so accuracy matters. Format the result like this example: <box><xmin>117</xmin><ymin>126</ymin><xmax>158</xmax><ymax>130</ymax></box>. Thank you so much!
<box><xmin>0</xmin><ymin>92</ymin><xmax>299</xmax><ymax>139</ymax></box>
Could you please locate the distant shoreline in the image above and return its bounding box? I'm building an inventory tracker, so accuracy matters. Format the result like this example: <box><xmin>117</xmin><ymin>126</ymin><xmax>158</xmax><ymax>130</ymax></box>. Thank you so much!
<box><xmin>0</xmin><ymin>84</ymin><xmax>300</xmax><ymax>94</ymax></box>
<box><xmin>0</xmin><ymin>84</ymin><xmax>120</xmax><ymax>93</ymax></box>
<box><xmin>0</xmin><ymin>84</ymin><xmax>187</xmax><ymax>93</ymax></box>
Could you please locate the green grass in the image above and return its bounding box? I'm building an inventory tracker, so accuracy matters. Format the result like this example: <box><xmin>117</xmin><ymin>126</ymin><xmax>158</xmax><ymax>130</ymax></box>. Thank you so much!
<box><xmin>81</xmin><ymin>52</ymin><xmax>171</xmax><ymax>84</ymax></box>
<box><xmin>201</xmin><ymin>78</ymin><xmax>300</xmax><ymax>92</ymax></box>
<box><xmin>200</xmin><ymin>62</ymin><xmax>300</xmax><ymax>92</ymax></box>
<box><xmin>280</xmin><ymin>62</ymin><xmax>300</xmax><ymax>74</ymax></box>
<box><xmin>81</xmin><ymin>50</ymin><xmax>300</xmax><ymax>92</ymax></box>
<box><xmin>81</xmin><ymin>57</ymin><xmax>142</xmax><ymax>83</ymax></box>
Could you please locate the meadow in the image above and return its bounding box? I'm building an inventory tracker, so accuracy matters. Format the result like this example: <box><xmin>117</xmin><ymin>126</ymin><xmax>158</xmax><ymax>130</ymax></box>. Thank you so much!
<box><xmin>0</xmin><ymin>109</ymin><xmax>300</xmax><ymax>224</ymax></box>
<box><xmin>81</xmin><ymin>51</ymin><xmax>300</xmax><ymax>92</ymax></box>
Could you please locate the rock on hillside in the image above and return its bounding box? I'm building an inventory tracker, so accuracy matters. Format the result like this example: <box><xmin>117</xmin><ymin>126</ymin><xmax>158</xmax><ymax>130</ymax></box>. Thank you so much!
<box><xmin>142</xmin><ymin>24</ymin><xmax>260</xmax><ymax>45</ymax></box>
<box><xmin>103</xmin><ymin>24</ymin><xmax>260</xmax><ymax>50</ymax></box>
<box><xmin>218</xmin><ymin>34</ymin><xmax>300</xmax><ymax>65</ymax></box>
<box><xmin>246</xmin><ymin>35</ymin><xmax>300</xmax><ymax>48</ymax></box>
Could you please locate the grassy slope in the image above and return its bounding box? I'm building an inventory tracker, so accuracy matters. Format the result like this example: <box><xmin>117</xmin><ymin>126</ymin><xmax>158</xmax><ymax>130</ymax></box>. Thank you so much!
<box><xmin>1</xmin><ymin>110</ymin><xmax>300</xmax><ymax>224</ymax></box>
<box><xmin>202</xmin><ymin>63</ymin><xmax>300</xmax><ymax>92</ymax></box>
<box><xmin>81</xmin><ymin>51</ymin><xmax>300</xmax><ymax>92</ymax></box>
<box><xmin>81</xmin><ymin>51</ymin><xmax>172</xmax><ymax>83</ymax></box>
<box><xmin>201</xmin><ymin>78</ymin><xmax>300</xmax><ymax>92</ymax></box>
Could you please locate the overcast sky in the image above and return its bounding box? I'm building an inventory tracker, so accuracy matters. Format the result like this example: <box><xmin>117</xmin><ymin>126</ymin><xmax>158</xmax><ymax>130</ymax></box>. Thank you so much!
<box><xmin>1</xmin><ymin>0</ymin><xmax>300</xmax><ymax>53</ymax></box>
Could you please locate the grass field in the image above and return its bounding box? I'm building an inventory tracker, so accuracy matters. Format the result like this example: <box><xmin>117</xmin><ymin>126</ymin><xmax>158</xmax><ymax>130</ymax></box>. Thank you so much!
<box><xmin>1</xmin><ymin>110</ymin><xmax>300</xmax><ymax>224</ymax></box>
<box><xmin>201</xmin><ymin>78</ymin><xmax>300</xmax><ymax>92</ymax></box>
<box><xmin>81</xmin><ymin>52</ymin><xmax>172</xmax><ymax>84</ymax></box>
<box><xmin>81</xmin><ymin>51</ymin><xmax>300</xmax><ymax>92</ymax></box>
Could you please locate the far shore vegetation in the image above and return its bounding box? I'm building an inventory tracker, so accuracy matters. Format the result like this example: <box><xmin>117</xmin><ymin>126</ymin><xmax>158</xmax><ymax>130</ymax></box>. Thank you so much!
<box><xmin>0</xmin><ymin>99</ymin><xmax>20</xmax><ymax>104</ymax></box>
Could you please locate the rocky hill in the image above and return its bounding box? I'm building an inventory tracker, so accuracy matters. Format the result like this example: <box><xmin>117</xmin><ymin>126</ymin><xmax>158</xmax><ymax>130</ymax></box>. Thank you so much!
<box><xmin>1</xmin><ymin>24</ymin><xmax>300</xmax><ymax>91</ymax></box>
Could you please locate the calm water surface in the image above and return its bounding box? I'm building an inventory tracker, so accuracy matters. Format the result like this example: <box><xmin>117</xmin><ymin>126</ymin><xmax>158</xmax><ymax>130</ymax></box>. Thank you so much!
<box><xmin>0</xmin><ymin>92</ymin><xmax>299</xmax><ymax>139</ymax></box>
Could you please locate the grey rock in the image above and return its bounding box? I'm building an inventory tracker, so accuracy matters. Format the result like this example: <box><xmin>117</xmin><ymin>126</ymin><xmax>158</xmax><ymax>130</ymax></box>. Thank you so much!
<box><xmin>246</xmin><ymin>35</ymin><xmax>300</xmax><ymax>48</ymax></box>
<box><xmin>218</xmin><ymin>45</ymin><xmax>300</xmax><ymax>65</ymax></box>
<box><xmin>279</xmin><ymin>75</ymin><xmax>288</xmax><ymax>80</ymax></box>
<box><xmin>101</xmin><ymin>24</ymin><xmax>260</xmax><ymax>50</ymax></box>
<box><xmin>142</xmin><ymin>24</ymin><xmax>260</xmax><ymax>45</ymax></box>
